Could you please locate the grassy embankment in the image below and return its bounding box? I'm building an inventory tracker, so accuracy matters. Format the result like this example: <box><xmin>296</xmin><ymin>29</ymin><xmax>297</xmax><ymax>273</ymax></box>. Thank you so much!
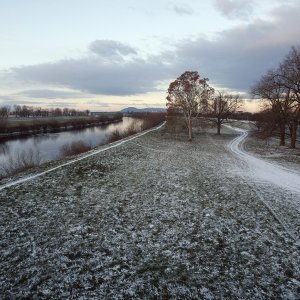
<box><xmin>0</xmin><ymin>113</ymin><xmax>165</xmax><ymax>179</ymax></box>
<box><xmin>0</xmin><ymin>124</ymin><xmax>299</xmax><ymax>298</ymax></box>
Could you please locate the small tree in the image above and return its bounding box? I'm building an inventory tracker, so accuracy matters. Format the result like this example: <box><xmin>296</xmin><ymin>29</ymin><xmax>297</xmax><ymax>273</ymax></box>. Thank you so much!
<box><xmin>166</xmin><ymin>71</ymin><xmax>214</xmax><ymax>141</ymax></box>
<box><xmin>206</xmin><ymin>92</ymin><xmax>242</xmax><ymax>134</ymax></box>
<box><xmin>0</xmin><ymin>106</ymin><xmax>10</xmax><ymax>130</ymax></box>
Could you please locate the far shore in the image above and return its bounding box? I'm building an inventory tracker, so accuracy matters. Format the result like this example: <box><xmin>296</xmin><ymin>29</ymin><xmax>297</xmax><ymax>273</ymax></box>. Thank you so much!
<box><xmin>0</xmin><ymin>113</ymin><xmax>123</xmax><ymax>139</ymax></box>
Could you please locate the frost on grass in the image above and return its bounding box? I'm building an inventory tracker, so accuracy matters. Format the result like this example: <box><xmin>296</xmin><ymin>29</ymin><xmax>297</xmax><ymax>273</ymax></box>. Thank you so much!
<box><xmin>0</xmin><ymin>130</ymin><xmax>300</xmax><ymax>298</ymax></box>
<box><xmin>244</xmin><ymin>132</ymin><xmax>300</xmax><ymax>173</ymax></box>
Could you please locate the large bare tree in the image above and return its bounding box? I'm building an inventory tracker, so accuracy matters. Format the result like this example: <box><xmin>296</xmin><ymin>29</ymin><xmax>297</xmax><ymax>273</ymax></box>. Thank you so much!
<box><xmin>252</xmin><ymin>47</ymin><xmax>300</xmax><ymax>148</ymax></box>
<box><xmin>206</xmin><ymin>92</ymin><xmax>242</xmax><ymax>135</ymax></box>
<box><xmin>251</xmin><ymin>70</ymin><xmax>295</xmax><ymax>146</ymax></box>
<box><xmin>278</xmin><ymin>47</ymin><xmax>300</xmax><ymax>148</ymax></box>
<box><xmin>166</xmin><ymin>71</ymin><xmax>214</xmax><ymax>141</ymax></box>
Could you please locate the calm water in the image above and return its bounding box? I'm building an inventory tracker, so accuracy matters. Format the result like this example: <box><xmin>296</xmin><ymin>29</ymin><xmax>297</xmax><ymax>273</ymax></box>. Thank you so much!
<box><xmin>0</xmin><ymin>117</ymin><xmax>141</xmax><ymax>166</ymax></box>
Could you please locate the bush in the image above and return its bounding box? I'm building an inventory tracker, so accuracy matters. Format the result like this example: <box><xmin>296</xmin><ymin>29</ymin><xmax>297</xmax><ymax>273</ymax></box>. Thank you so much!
<box><xmin>126</xmin><ymin>120</ymin><xmax>142</xmax><ymax>135</ymax></box>
<box><xmin>60</xmin><ymin>141</ymin><xmax>91</xmax><ymax>157</ymax></box>
<box><xmin>106</xmin><ymin>130</ymin><xmax>124</xmax><ymax>143</ymax></box>
<box><xmin>105</xmin><ymin>113</ymin><xmax>165</xmax><ymax>143</ymax></box>
<box><xmin>138</xmin><ymin>113</ymin><xmax>165</xmax><ymax>130</ymax></box>
<box><xmin>0</xmin><ymin>148</ymin><xmax>42</xmax><ymax>179</ymax></box>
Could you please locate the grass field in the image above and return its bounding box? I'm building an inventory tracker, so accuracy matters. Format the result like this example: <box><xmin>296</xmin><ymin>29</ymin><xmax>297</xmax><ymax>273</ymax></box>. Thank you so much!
<box><xmin>0</xmin><ymin>126</ymin><xmax>299</xmax><ymax>298</ymax></box>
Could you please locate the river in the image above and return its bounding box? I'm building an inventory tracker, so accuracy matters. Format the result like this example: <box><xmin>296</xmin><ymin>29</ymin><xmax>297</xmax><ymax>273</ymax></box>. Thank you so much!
<box><xmin>0</xmin><ymin>117</ymin><xmax>141</xmax><ymax>168</ymax></box>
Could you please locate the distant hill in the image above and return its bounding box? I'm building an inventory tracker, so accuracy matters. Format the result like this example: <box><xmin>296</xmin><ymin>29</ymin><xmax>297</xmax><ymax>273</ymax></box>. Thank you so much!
<box><xmin>120</xmin><ymin>107</ymin><xmax>166</xmax><ymax>113</ymax></box>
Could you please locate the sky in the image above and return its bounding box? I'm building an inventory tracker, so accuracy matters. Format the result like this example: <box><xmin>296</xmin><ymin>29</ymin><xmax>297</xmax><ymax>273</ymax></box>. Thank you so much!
<box><xmin>0</xmin><ymin>0</ymin><xmax>300</xmax><ymax>112</ymax></box>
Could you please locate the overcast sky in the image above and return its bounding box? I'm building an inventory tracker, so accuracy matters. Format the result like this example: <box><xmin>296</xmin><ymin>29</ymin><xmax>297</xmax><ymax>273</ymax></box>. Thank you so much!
<box><xmin>0</xmin><ymin>0</ymin><xmax>299</xmax><ymax>112</ymax></box>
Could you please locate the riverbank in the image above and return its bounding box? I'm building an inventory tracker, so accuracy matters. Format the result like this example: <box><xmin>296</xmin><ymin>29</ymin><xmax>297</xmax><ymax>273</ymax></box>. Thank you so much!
<box><xmin>0</xmin><ymin>114</ymin><xmax>165</xmax><ymax>180</ymax></box>
<box><xmin>0</xmin><ymin>125</ymin><xmax>299</xmax><ymax>298</ymax></box>
<box><xmin>0</xmin><ymin>113</ymin><xmax>123</xmax><ymax>138</ymax></box>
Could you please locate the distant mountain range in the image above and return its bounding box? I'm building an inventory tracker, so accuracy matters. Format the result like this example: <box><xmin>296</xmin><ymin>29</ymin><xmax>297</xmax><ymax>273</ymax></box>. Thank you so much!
<box><xmin>120</xmin><ymin>107</ymin><xmax>166</xmax><ymax>113</ymax></box>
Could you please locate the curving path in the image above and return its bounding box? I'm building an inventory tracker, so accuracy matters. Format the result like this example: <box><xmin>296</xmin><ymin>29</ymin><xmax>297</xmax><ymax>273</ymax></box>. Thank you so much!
<box><xmin>228</xmin><ymin>127</ymin><xmax>300</xmax><ymax>244</ymax></box>
<box><xmin>228</xmin><ymin>128</ymin><xmax>300</xmax><ymax>195</ymax></box>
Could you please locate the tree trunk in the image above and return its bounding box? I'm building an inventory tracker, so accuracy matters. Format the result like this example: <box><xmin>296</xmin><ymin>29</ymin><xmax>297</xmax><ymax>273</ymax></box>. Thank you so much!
<box><xmin>290</xmin><ymin>120</ymin><xmax>298</xmax><ymax>149</ymax></box>
<box><xmin>279</xmin><ymin>122</ymin><xmax>285</xmax><ymax>146</ymax></box>
<box><xmin>188</xmin><ymin>118</ymin><xmax>193</xmax><ymax>141</ymax></box>
<box><xmin>217</xmin><ymin>121</ymin><xmax>221</xmax><ymax>135</ymax></box>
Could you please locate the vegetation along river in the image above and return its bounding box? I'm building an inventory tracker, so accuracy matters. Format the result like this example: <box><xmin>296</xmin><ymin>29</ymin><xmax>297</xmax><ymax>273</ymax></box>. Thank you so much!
<box><xmin>0</xmin><ymin>117</ymin><xmax>141</xmax><ymax>168</ymax></box>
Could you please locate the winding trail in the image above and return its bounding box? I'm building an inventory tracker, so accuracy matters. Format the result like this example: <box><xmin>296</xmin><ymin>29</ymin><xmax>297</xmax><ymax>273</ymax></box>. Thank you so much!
<box><xmin>228</xmin><ymin>128</ymin><xmax>300</xmax><ymax>194</ymax></box>
<box><xmin>228</xmin><ymin>127</ymin><xmax>300</xmax><ymax>244</ymax></box>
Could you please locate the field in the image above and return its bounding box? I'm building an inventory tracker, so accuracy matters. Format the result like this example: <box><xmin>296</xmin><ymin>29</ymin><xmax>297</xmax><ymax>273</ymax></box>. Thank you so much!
<box><xmin>0</xmin><ymin>124</ymin><xmax>299</xmax><ymax>298</ymax></box>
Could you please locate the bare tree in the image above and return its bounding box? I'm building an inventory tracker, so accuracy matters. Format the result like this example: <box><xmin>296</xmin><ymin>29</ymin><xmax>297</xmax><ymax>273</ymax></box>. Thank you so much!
<box><xmin>251</xmin><ymin>70</ymin><xmax>295</xmax><ymax>146</ymax></box>
<box><xmin>166</xmin><ymin>71</ymin><xmax>214</xmax><ymax>141</ymax></box>
<box><xmin>278</xmin><ymin>46</ymin><xmax>300</xmax><ymax>148</ymax></box>
<box><xmin>14</xmin><ymin>105</ymin><xmax>22</xmax><ymax>118</ymax></box>
<box><xmin>0</xmin><ymin>106</ymin><xmax>10</xmax><ymax>130</ymax></box>
<box><xmin>205</xmin><ymin>92</ymin><xmax>242</xmax><ymax>134</ymax></box>
<box><xmin>53</xmin><ymin>108</ymin><xmax>63</xmax><ymax>117</ymax></box>
<box><xmin>252</xmin><ymin>47</ymin><xmax>300</xmax><ymax>148</ymax></box>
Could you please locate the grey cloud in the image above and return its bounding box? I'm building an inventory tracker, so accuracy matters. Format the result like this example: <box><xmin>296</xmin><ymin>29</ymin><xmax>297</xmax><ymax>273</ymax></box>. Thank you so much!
<box><xmin>166</xmin><ymin>2</ymin><xmax>300</xmax><ymax>94</ymax></box>
<box><xmin>0</xmin><ymin>98</ymin><xmax>48</xmax><ymax>106</ymax></box>
<box><xmin>7</xmin><ymin>2</ymin><xmax>300</xmax><ymax>100</ymax></box>
<box><xmin>89</xmin><ymin>40</ymin><xmax>137</xmax><ymax>59</ymax></box>
<box><xmin>0</xmin><ymin>92</ymin><xmax>80</xmax><ymax>107</ymax></box>
<box><xmin>214</xmin><ymin>0</ymin><xmax>253</xmax><ymax>19</ymax></box>
<box><xmin>16</xmin><ymin>89</ymin><xmax>87</xmax><ymax>99</ymax></box>
<box><xmin>168</xmin><ymin>2</ymin><xmax>194</xmax><ymax>15</ymax></box>
<box><xmin>11</xmin><ymin>52</ymin><xmax>171</xmax><ymax>96</ymax></box>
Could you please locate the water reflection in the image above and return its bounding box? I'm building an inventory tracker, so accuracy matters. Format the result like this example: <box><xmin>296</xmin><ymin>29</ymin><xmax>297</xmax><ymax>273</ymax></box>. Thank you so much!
<box><xmin>0</xmin><ymin>117</ymin><xmax>140</xmax><ymax>166</ymax></box>
<box><xmin>0</xmin><ymin>143</ymin><xmax>9</xmax><ymax>155</ymax></box>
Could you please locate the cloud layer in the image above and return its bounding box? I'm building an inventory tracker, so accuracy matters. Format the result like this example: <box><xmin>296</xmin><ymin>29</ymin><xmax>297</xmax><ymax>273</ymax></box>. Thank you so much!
<box><xmin>89</xmin><ymin>40</ymin><xmax>137</xmax><ymax>60</ymax></box>
<box><xmin>10</xmin><ymin>40</ymin><xmax>171</xmax><ymax>96</ymax></box>
<box><xmin>16</xmin><ymin>89</ymin><xmax>87</xmax><ymax>99</ymax></box>
<box><xmin>4</xmin><ymin>1</ymin><xmax>300</xmax><ymax>102</ymax></box>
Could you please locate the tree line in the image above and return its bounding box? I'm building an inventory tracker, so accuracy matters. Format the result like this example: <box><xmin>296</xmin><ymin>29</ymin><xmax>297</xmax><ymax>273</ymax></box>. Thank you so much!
<box><xmin>0</xmin><ymin>105</ymin><xmax>90</xmax><ymax>121</ymax></box>
<box><xmin>0</xmin><ymin>105</ymin><xmax>92</xmax><ymax>130</ymax></box>
<box><xmin>11</xmin><ymin>105</ymin><xmax>90</xmax><ymax>118</ymax></box>
<box><xmin>251</xmin><ymin>46</ymin><xmax>300</xmax><ymax>148</ymax></box>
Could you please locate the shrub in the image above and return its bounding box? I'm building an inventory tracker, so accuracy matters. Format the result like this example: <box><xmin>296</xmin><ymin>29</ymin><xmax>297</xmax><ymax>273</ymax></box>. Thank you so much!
<box><xmin>106</xmin><ymin>130</ymin><xmax>124</xmax><ymax>143</ymax></box>
<box><xmin>0</xmin><ymin>148</ymin><xmax>42</xmax><ymax>179</ymax></box>
<box><xmin>138</xmin><ymin>113</ymin><xmax>165</xmax><ymax>131</ymax></box>
<box><xmin>60</xmin><ymin>141</ymin><xmax>91</xmax><ymax>157</ymax></box>
<box><xmin>105</xmin><ymin>113</ymin><xmax>165</xmax><ymax>143</ymax></box>
<box><xmin>126</xmin><ymin>120</ymin><xmax>142</xmax><ymax>135</ymax></box>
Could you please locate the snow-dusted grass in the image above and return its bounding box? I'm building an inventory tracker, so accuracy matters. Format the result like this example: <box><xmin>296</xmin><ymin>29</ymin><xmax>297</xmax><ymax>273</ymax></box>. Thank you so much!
<box><xmin>0</xmin><ymin>126</ymin><xmax>299</xmax><ymax>298</ymax></box>
<box><xmin>245</xmin><ymin>132</ymin><xmax>300</xmax><ymax>173</ymax></box>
